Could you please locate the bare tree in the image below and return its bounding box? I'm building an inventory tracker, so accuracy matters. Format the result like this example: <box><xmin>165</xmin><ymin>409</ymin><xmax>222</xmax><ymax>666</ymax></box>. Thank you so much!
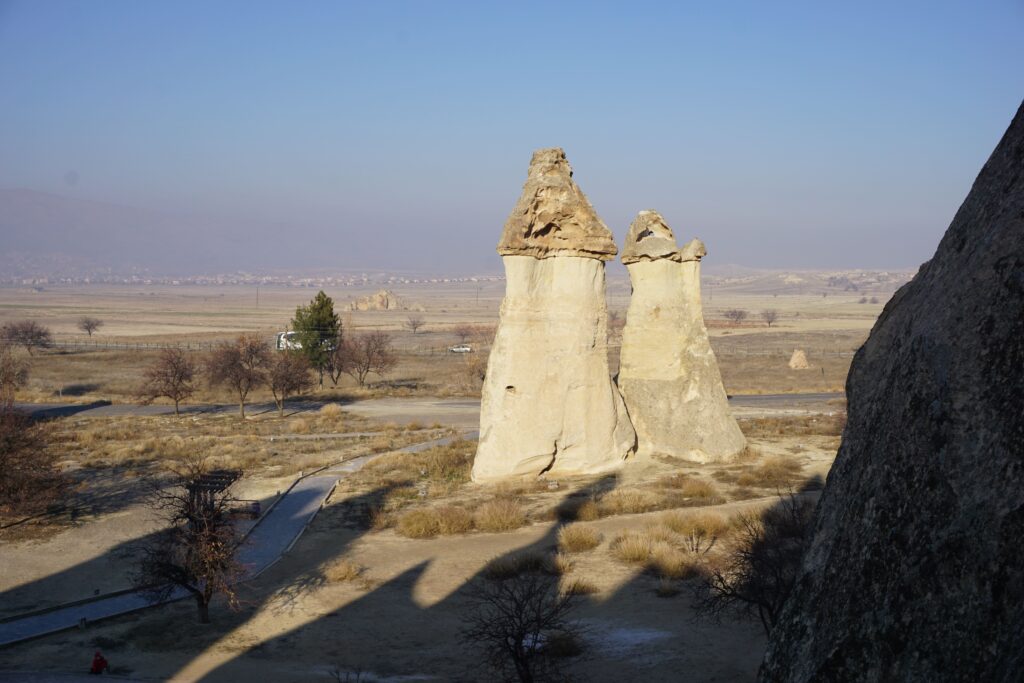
<box><xmin>722</xmin><ymin>309</ymin><xmax>749</xmax><ymax>325</ymax></box>
<box><xmin>1</xmin><ymin>320</ymin><xmax>53</xmax><ymax>355</ymax></box>
<box><xmin>206</xmin><ymin>335</ymin><xmax>269</xmax><ymax>418</ymax></box>
<box><xmin>336</xmin><ymin>331</ymin><xmax>397</xmax><ymax>387</ymax></box>
<box><xmin>132</xmin><ymin>456</ymin><xmax>243</xmax><ymax>623</ymax></box>
<box><xmin>761</xmin><ymin>309</ymin><xmax>779</xmax><ymax>328</ymax></box>
<box><xmin>325</xmin><ymin>333</ymin><xmax>346</xmax><ymax>387</ymax></box>
<box><xmin>0</xmin><ymin>343</ymin><xmax>30</xmax><ymax>408</ymax></box>
<box><xmin>77</xmin><ymin>316</ymin><xmax>104</xmax><ymax>337</ymax></box>
<box><xmin>0</xmin><ymin>407</ymin><xmax>65</xmax><ymax>518</ymax></box>
<box><xmin>268</xmin><ymin>351</ymin><xmax>313</xmax><ymax>416</ymax></box>
<box><xmin>404</xmin><ymin>314</ymin><xmax>426</xmax><ymax>335</ymax></box>
<box><xmin>453</xmin><ymin>324</ymin><xmax>475</xmax><ymax>344</ymax></box>
<box><xmin>692</xmin><ymin>493</ymin><xmax>815</xmax><ymax>635</ymax></box>
<box><xmin>139</xmin><ymin>349</ymin><xmax>197</xmax><ymax>416</ymax></box>
<box><xmin>462</xmin><ymin>572</ymin><xmax>581</xmax><ymax>682</ymax></box>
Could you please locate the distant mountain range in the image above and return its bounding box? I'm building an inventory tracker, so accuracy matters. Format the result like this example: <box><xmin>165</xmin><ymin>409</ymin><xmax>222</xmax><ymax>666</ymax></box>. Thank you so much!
<box><xmin>0</xmin><ymin>188</ymin><xmax>290</xmax><ymax>277</ymax></box>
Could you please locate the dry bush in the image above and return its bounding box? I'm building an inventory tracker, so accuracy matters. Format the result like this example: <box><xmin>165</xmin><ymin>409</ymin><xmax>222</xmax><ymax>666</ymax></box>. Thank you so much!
<box><xmin>0</xmin><ymin>409</ymin><xmax>65</xmax><ymax>517</ymax></box>
<box><xmin>557</xmin><ymin>524</ymin><xmax>602</xmax><ymax>553</ymax></box>
<box><xmin>598</xmin><ymin>488</ymin><xmax>664</xmax><ymax>516</ymax></box>
<box><xmin>436</xmin><ymin>505</ymin><xmax>474</xmax><ymax>535</ymax></box>
<box><xmin>693</xmin><ymin>494</ymin><xmax>816</xmax><ymax>635</ymax></box>
<box><xmin>738</xmin><ymin>414</ymin><xmax>847</xmax><ymax>438</ymax></box>
<box><xmin>324</xmin><ymin>559</ymin><xmax>364</xmax><ymax>583</ymax></box>
<box><xmin>574</xmin><ymin>499</ymin><xmax>600</xmax><ymax>521</ymax></box>
<box><xmin>288</xmin><ymin>417</ymin><xmax>312</xmax><ymax>434</ymax></box>
<box><xmin>648</xmin><ymin>542</ymin><xmax>698</xmax><ymax>580</ymax></box>
<box><xmin>656</xmin><ymin>578</ymin><xmax>682</xmax><ymax>598</ymax></box>
<box><xmin>561</xmin><ymin>577</ymin><xmax>598</xmax><ymax>596</ymax></box>
<box><xmin>396</xmin><ymin>509</ymin><xmax>440</xmax><ymax>538</ymax></box>
<box><xmin>610</xmin><ymin>533</ymin><xmax>651</xmax><ymax>564</ymax></box>
<box><xmin>544</xmin><ymin>553</ymin><xmax>574</xmax><ymax>576</ymax></box>
<box><xmin>661</xmin><ymin>511</ymin><xmax>729</xmax><ymax>554</ymax></box>
<box><xmin>474</xmin><ymin>499</ymin><xmax>526</xmax><ymax>533</ymax></box>
<box><xmin>482</xmin><ymin>552</ymin><xmax>547</xmax><ymax>580</ymax></box>
<box><xmin>737</xmin><ymin>456</ymin><xmax>804</xmax><ymax>488</ymax></box>
<box><xmin>319</xmin><ymin>403</ymin><xmax>344</xmax><ymax>418</ymax></box>
<box><xmin>679</xmin><ymin>478</ymin><xmax>722</xmax><ymax>501</ymax></box>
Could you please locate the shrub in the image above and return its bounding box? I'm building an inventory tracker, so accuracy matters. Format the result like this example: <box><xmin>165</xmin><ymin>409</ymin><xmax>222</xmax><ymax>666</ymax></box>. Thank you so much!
<box><xmin>482</xmin><ymin>552</ymin><xmax>547</xmax><ymax>580</ymax></box>
<box><xmin>557</xmin><ymin>524</ymin><xmax>602</xmax><ymax>553</ymax></box>
<box><xmin>610</xmin><ymin>533</ymin><xmax>651</xmax><ymax>564</ymax></box>
<box><xmin>679</xmin><ymin>479</ymin><xmax>722</xmax><ymax>501</ymax></box>
<box><xmin>561</xmin><ymin>578</ymin><xmax>599</xmax><ymax>596</ymax></box>
<box><xmin>474</xmin><ymin>499</ymin><xmax>526</xmax><ymax>532</ymax></box>
<box><xmin>648</xmin><ymin>542</ymin><xmax>697</xmax><ymax>579</ymax></box>
<box><xmin>435</xmin><ymin>505</ymin><xmax>474</xmax><ymax>535</ymax></box>
<box><xmin>661</xmin><ymin>511</ymin><xmax>729</xmax><ymax>554</ymax></box>
<box><xmin>544</xmin><ymin>553</ymin><xmax>574</xmax><ymax>576</ymax></box>
<box><xmin>598</xmin><ymin>488</ymin><xmax>663</xmax><ymax>516</ymax></box>
<box><xmin>324</xmin><ymin>559</ymin><xmax>363</xmax><ymax>583</ymax></box>
<box><xmin>395</xmin><ymin>505</ymin><xmax>473</xmax><ymax>538</ymax></box>
<box><xmin>319</xmin><ymin>403</ymin><xmax>344</xmax><ymax>418</ymax></box>
<box><xmin>693</xmin><ymin>494</ymin><xmax>816</xmax><ymax>635</ymax></box>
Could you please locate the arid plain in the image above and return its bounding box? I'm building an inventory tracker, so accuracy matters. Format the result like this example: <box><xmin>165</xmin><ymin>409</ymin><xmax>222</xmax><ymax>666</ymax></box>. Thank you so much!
<box><xmin>1</xmin><ymin>270</ymin><xmax>906</xmax><ymax>681</ymax></box>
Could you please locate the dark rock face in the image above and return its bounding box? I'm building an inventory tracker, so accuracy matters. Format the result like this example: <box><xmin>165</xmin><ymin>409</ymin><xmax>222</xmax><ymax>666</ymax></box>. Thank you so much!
<box><xmin>760</xmin><ymin>103</ymin><xmax>1024</xmax><ymax>682</ymax></box>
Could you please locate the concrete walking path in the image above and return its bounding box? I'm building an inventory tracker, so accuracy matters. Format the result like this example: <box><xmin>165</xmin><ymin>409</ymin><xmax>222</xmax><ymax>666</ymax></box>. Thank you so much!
<box><xmin>0</xmin><ymin>433</ymin><xmax>471</xmax><ymax>648</ymax></box>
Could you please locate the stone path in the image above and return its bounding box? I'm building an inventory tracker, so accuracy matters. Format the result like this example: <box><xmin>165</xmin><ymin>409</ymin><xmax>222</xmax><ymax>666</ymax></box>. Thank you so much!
<box><xmin>0</xmin><ymin>433</ymin><xmax>471</xmax><ymax>648</ymax></box>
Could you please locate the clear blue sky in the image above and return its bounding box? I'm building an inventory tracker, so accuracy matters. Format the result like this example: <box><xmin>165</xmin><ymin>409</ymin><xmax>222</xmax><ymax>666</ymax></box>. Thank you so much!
<box><xmin>1</xmin><ymin>0</ymin><xmax>1022</xmax><ymax>272</ymax></box>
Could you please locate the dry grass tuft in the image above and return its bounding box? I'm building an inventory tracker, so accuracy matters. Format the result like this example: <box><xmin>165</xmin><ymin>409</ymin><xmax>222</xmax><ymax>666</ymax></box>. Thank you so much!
<box><xmin>482</xmin><ymin>552</ymin><xmax>546</xmax><ymax>580</ymax></box>
<box><xmin>318</xmin><ymin>403</ymin><xmax>344</xmax><ymax>418</ymax></box>
<box><xmin>648</xmin><ymin>542</ymin><xmax>699</xmax><ymax>579</ymax></box>
<box><xmin>544</xmin><ymin>553</ymin><xmax>575</xmax><ymax>576</ymax></box>
<box><xmin>561</xmin><ymin>577</ymin><xmax>599</xmax><ymax>596</ymax></box>
<box><xmin>395</xmin><ymin>505</ymin><xmax>473</xmax><ymax>538</ymax></box>
<box><xmin>737</xmin><ymin>456</ymin><xmax>804</xmax><ymax>488</ymax></box>
<box><xmin>679</xmin><ymin>479</ymin><xmax>722</xmax><ymax>501</ymax></box>
<box><xmin>610</xmin><ymin>533</ymin><xmax>652</xmax><ymax>564</ymax></box>
<box><xmin>395</xmin><ymin>508</ymin><xmax>441</xmax><ymax>538</ymax></box>
<box><xmin>557</xmin><ymin>524</ymin><xmax>602</xmax><ymax>553</ymax></box>
<box><xmin>598</xmin><ymin>488</ymin><xmax>664</xmax><ymax>516</ymax></box>
<box><xmin>655</xmin><ymin>577</ymin><xmax>682</xmax><ymax>598</ymax></box>
<box><xmin>474</xmin><ymin>499</ymin><xmax>527</xmax><ymax>533</ymax></box>
<box><xmin>324</xmin><ymin>559</ymin><xmax>363</xmax><ymax>583</ymax></box>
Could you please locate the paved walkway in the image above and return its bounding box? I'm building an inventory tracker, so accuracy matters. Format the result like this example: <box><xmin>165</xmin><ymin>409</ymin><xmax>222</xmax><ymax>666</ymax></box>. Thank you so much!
<box><xmin>0</xmin><ymin>433</ymin><xmax>471</xmax><ymax>648</ymax></box>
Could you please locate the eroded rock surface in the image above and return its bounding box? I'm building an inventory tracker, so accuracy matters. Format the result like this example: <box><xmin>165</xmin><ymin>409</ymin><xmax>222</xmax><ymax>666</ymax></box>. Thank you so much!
<box><xmin>497</xmin><ymin>148</ymin><xmax>618</xmax><ymax>261</ymax></box>
<box><xmin>760</xmin><ymin>103</ymin><xmax>1024</xmax><ymax>682</ymax></box>
<box><xmin>473</xmin><ymin>150</ymin><xmax>634</xmax><ymax>481</ymax></box>
<box><xmin>617</xmin><ymin>211</ymin><xmax>746</xmax><ymax>462</ymax></box>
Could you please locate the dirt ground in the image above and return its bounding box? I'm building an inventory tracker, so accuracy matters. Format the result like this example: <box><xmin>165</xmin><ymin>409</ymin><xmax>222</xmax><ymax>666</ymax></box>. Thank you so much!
<box><xmin>0</xmin><ymin>278</ymin><xmax>887</xmax><ymax>404</ymax></box>
<box><xmin>0</xmin><ymin>277</ymin><xmax>882</xmax><ymax>680</ymax></box>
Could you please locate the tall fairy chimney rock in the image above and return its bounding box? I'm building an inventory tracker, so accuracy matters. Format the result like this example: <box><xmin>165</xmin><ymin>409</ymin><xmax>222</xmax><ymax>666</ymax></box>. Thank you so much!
<box><xmin>472</xmin><ymin>148</ymin><xmax>635</xmax><ymax>482</ymax></box>
<box><xmin>617</xmin><ymin>211</ymin><xmax>746</xmax><ymax>462</ymax></box>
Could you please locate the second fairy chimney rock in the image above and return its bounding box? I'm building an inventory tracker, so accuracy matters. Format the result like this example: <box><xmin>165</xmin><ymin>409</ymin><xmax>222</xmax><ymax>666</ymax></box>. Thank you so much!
<box><xmin>617</xmin><ymin>210</ymin><xmax>746</xmax><ymax>463</ymax></box>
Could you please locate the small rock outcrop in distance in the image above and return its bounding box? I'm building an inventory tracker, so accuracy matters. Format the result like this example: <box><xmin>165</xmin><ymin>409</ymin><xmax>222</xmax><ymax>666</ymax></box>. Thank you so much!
<box><xmin>348</xmin><ymin>289</ymin><xmax>421</xmax><ymax>312</ymax></box>
<box><xmin>788</xmin><ymin>349</ymin><xmax>810</xmax><ymax>369</ymax></box>
<box><xmin>617</xmin><ymin>210</ymin><xmax>746</xmax><ymax>463</ymax></box>
<box><xmin>760</xmin><ymin>102</ymin><xmax>1024</xmax><ymax>681</ymax></box>
<box><xmin>473</xmin><ymin>148</ymin><xmax>635</xmax><ymax>482</ymax></box>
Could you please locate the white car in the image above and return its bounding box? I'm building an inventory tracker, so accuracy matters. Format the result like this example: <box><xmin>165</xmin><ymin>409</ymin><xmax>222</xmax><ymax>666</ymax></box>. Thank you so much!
<box><xmin>276</xmin><ymin>331</ymin><xmax>302</xmax><ymax>350</ymax></box>
<box><xmin>448</xmin><ymin>344</ymin><xmax>473</xmax><ymax>353</ymax></box>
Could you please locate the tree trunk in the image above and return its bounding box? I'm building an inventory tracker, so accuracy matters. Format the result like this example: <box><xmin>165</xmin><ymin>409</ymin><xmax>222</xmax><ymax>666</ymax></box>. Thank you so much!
<box><xmin>174</xmin><ymin>398</ymin><xmax>180</xmax><ymax>416</ymax></box>
<box><xmin>197</xmin><ymin>598</ymin><xmax>210</xmax><ymax>624</ymax></box>
<box><xmin>239</xmin><ymin>398</ymin><xmax>246</xmax><ymax>419</ymax></box>
<box><xmin>277</xmin><ymin>397</ymin><xmax>284</xmax><ymax>417</ymax></box>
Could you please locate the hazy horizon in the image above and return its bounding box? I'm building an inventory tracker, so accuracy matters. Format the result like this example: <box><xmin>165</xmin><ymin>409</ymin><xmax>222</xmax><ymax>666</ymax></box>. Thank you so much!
<box><xmin>2</xmin><ymin>1</ymin><xmax>1022</xmax><ymax>276</ymax></box>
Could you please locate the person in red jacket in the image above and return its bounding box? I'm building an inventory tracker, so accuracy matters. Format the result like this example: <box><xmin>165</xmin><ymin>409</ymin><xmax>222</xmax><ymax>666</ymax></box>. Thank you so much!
<box><xmin>89</xmin><ymin>651</ymin><xmax>109</xmax><ymax>675</ymax></box>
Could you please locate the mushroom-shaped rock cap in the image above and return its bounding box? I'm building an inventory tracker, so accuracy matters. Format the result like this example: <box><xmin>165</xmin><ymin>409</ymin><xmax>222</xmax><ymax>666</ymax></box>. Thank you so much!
<box><xmin>498</xmin><ymin>148</ymin><xmax>618</xmax><ymax>260</ymax></box>
<box><xmin>621</xmin><ymin>210</ymin><xmax>707</xmax><ymax>264</ymax></box>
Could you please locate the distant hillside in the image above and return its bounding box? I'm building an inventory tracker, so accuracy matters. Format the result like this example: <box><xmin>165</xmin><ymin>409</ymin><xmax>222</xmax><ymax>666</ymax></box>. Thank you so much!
<box><xmin>0</xmin><ymin>188</ymin><xmax>284</xmax><ymax>277</ymax></box>
<box><xmin>704</xmin><ymin>269</ymin><xmax>915</xmax><ymax>295</ymax></box>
